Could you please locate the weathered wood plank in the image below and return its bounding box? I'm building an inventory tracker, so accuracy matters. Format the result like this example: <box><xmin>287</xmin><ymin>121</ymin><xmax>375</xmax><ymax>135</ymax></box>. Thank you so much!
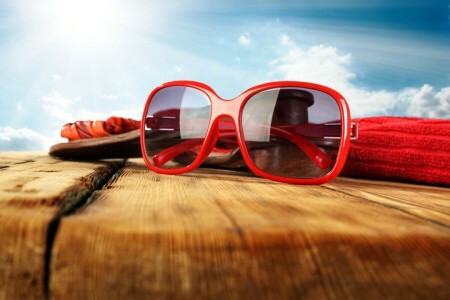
<box><xmin>50</xmin><ymin>159</ymin><xmax>450</xmax><ymax>299</ymax></box>
<box><xmin>0</xmin><ymin>152</ymin><xmax>124</xmax><ymax>300</ymax></box>
<box><xmin>326</xmin><ymin>177</ymin><xmax>450</xmax><ymax>227</ymax></box>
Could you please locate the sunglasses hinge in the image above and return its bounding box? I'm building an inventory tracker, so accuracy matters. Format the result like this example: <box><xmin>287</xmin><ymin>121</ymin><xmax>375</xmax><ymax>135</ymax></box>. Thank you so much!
<box><xmin>350</xmin><ymin>122</ymin><xmax>359</xmax><ymax>140</ymax></box>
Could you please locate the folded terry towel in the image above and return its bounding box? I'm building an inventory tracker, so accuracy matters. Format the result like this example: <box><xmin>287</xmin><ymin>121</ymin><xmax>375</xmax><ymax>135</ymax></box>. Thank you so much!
<box><xmin>341</xmin><ymin>117</ymin><xmax>450</xmax><ymax>186</ymax></box>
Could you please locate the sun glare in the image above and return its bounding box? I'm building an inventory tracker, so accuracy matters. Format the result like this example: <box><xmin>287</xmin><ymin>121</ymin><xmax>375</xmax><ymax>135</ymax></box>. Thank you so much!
<box><xmin>52</xmin><ymin>0</ymin><xmax>119</xmax><ymax>41</ymax></box>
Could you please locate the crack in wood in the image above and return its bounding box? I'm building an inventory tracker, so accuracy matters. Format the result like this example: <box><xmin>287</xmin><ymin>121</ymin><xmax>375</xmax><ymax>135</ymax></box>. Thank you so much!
<box><xmin>43</xmin><ymin>160</ymin><xmax>126</xmax><ymax>300</ymax></box>
<box><xmin>14</xmin><ymin>160</ymin><xmax>35</xmax><ymax>165</ymax></box>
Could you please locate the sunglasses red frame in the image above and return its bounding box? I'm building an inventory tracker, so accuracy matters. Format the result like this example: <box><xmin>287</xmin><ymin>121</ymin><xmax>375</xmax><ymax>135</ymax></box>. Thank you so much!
<box><xmin>140</xmin><ymin>80</ymin><xmax>355</xmax><ymax>184</ymax></box>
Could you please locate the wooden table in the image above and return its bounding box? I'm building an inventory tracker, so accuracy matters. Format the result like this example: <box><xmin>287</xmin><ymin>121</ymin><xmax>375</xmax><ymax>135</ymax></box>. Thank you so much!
<box><xmin>1</xmin><ymin>152</ymin><xmax>449</xmax><ymax>299</ymax></box>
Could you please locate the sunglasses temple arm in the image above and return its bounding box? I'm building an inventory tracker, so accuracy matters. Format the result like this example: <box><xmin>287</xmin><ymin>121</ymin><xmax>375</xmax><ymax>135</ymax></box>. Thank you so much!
<box><xmin>270</xmin><ymin>127</ymin><xmax>332</xmax><ymax>169</ymax></box>
<box><xmin>152</xmin><ymin>138</ymin><xmax>205</xmax><ymax>167</ymax></box>
<box><xmin>152</xmin><ymin>129</ymin><xmax>331</xmax><ymax>170</ymax></box>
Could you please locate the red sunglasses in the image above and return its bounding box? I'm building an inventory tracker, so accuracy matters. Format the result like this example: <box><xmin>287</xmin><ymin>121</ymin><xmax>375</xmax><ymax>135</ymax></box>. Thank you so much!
<box><xmin>140</xmin><ymin>81</ymin><xmax>358</xmax><ymax>184</ymax></box>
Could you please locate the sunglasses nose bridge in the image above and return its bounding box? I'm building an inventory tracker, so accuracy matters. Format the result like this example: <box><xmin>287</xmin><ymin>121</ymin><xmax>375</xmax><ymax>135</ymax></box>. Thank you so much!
<box><xmin>206</xmin><ymin>113</ymin><xmax>239</xmax><ymax>144</ymax></box>
<box><xmin>210</xmin><ymin>97</ymin><xmax>241</xmax><ymax>122</ymax></box>
<box><xmin>198</xmin><ymin>114</ymin><xmax>245</xmax><ymax>169</ymax></box>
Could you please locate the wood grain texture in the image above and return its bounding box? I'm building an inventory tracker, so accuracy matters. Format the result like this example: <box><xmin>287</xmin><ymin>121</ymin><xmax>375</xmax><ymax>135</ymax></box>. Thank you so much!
<box><xmin>0</xmin><ymin>152</ymin><xmax>124</xmax><ymax>300</ymax></box>
<box><xmin>49</xmin><ymin>158</ymin><xmax>450</xmax><ymax>300</ymax></box>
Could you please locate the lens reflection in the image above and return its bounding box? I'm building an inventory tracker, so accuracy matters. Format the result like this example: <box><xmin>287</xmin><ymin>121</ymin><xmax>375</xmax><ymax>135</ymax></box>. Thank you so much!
<box><xmin>144</xmin><ymin>86</ymin><xmax>211</xmax><ymax>169</ymax></box>
<box><xmin>242</xmin><ymin>88</ymin><xmax>342</xmax><ymax>179</ymax></box>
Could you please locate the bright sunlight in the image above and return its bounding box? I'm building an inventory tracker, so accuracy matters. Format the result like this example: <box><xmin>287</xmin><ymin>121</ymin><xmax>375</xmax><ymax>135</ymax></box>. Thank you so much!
<box><xmin>51</xmin><ymin>0</ymin><xmax>119</xmax><ymax>41</ymax></box>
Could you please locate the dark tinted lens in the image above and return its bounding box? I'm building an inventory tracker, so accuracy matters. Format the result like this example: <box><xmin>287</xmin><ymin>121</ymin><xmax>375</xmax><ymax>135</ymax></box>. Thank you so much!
<box><xmin>241</xmin><ymin>88</ymin><xmax>342</xmax><ymax>179</ymax></box>
<box><xmin>144</xmin><ymin>86</ymin><xmax>211</xmax><ymax>169</ymax></box>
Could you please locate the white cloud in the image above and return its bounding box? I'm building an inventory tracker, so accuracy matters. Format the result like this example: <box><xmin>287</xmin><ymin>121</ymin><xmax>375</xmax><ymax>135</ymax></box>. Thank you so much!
<box><xmin>52</xmin><ymin>74</ymin><xmax>62</xmax><ymax>81</ymax></box>
<box><xmin>42</xmin><ymin>91</ymin><xmax>76</xmax><ymax>121</ymax></box>
<box><xmin>279</xmin><ymin>34</ymin><xmax>293</xmax><ymax>46</ymax></box>
<box><xmin>175</xmin><ymin>65</ymin><xmax>182</xmax><ymax>73</ymax></box>
<box><xmin>270</xmin><ymin>43</ymin><xmax>354</xmax><ymax>91</ymax></box>
<box><xmin>269</xmin><ymin>35</ymin><xmax>450</xmax><ymax>118</ymax></box>
<box><xmin>0</xmin><ymin>127</ymin><xmax>53</xmax><ymax>151</ymax></box>
<box><xmin>238</xmin><ymin>35</ymin><xmax>251</xmax><ymax>46</ymax></box>
<box><xmin>404</xmin><ymin>85</ymin><xmax>450</xmax><ymax>118</ymax></box>
<box><xmin>99</xmin><ymin>93</ymin><xmax>119</xmax><ymax>100</ymax></box>
<box><xmin>17</xmin><ymin>102</ymin><xmax>23</xmax><ymax>110</ymax></box>
<box><xmin>42</xmin><ymin>90</ymin><xmax>141</xmax><ymax>122</ymax></box>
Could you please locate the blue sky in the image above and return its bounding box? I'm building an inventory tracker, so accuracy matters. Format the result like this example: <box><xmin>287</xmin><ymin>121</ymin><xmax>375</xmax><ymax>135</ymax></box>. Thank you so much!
<box><xmin>0</xmin><ymin>0</ymin><xmax>449</xmax><ymax>150</ymax></box>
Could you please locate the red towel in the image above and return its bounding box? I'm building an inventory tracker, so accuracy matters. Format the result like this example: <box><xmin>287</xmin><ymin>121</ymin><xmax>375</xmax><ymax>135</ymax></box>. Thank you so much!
<box><xmin>341</xmin><ymin>117</ymin><xmax>450</xmax><ymax>186</ymax></box>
